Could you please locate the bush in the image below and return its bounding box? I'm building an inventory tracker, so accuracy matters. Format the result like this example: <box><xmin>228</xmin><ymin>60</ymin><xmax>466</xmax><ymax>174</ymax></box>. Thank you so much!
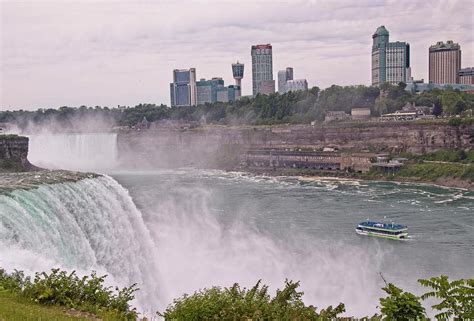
<box><xmin>0</xmin><ymin>268</ymin><xmax>137</xmax><ymax>319</ymax></box>
<box><xmin>158</xmin><ymin>280</ymin><xmax>345</xmax><ymax>320</ymax></box>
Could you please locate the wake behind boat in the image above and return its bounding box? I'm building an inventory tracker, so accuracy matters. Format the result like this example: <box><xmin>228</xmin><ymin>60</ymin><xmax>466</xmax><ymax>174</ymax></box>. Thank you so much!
<box><xmin>356</xmin><ymin>220</ymin><xmax>408</xmax><ymax>240</ymax></box>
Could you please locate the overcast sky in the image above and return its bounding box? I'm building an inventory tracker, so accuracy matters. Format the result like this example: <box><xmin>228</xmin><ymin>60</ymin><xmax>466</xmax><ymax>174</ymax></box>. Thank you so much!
<box><xmin>1</xmin><ymin>0</ymin><xmax>473</xmax><ymax>111</ymax></box>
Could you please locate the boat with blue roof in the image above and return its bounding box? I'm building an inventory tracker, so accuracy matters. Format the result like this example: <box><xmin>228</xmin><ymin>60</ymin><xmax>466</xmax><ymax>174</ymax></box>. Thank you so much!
<box><xmin>356</xmin><ymin>220</ymin><xmax>408</xmax><ymax>240</ymax></box>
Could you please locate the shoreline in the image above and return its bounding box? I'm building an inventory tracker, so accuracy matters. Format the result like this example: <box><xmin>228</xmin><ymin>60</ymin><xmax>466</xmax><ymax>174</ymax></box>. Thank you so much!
<box><xmin>239</xmin><ymin>167</ymin><xmax>473</xmax><ymax>191</ymax></box>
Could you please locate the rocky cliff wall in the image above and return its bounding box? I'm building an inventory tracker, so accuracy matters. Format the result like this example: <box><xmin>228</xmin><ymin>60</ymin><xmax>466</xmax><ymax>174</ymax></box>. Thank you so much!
<box><xmin>116</xmin><ymin>122</ymin><xmax>474</xmax><ymax>169</ymax></box>
<box><xmin>0</xmin><ymin>135</ymin><xmax>33</xmax><ymax>171</ymax></box>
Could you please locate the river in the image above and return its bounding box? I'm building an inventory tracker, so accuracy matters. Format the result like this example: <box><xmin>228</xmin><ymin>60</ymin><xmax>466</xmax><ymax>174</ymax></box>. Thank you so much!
<box><xmin>112</xmin><ymin>169</ymin><xmax>473</xmax><ymax>316</ymax></box>
<box><xmin>0</xmin><ymin>134</ymin><xmax>472</xmax><ymax>317</ymax></box>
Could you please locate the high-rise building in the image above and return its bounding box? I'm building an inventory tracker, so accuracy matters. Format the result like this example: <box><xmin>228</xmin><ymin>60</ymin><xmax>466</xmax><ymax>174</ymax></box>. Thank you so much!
<box><xmin>278</xmin><ymin>70</ymin><xmax>287</xmax><ymax>93</ymax></box>
<box><xmin>232</xmin><ymin>62</ymin><xmax>244</xmax><ymax>98</ymax></box>
<box><xmin>429</xmin><ymin>41</ymin><xmax>461</xmax><ymax>84</ymax></box>
<box><xmin>459</xmin><ymin>67</ymin><xmax>474</xmax><ymax>85</ymax></box>
<box><xmin>196</xmin><ymin>79</ymin><xmax>213</xmax><ymax>105</ymax></box>
<box><xmin>251</xmin><ymin>44</ymin><xmax>274</xmax><ymax>96</ymax></box>
<box><xmin>196</xmin><ymin>77</ymin><xmax>239</xmax><ymax>105</ymax></box>
<box><xmin>277</xmin><ymin>67</ymin><xmax>294</xmax><ymax>93</ymax></box>
<box><xmin>285</xmin><ymin>67</ymin><xmax>293</xmax><ymax>81</ymax></box>
<box><xmin>371</xmin><ymin>26</ymin><xmax>410</xmax><ymax>86</ymax></box>
<box><xmin>196</xmin><ymin>77</ymin><xmax>225</xmax><ymax>105</ymax></box>
<box><xmin>170</xmin><ymin>68</ymin><xmax>197</xmax><ymax>107</ymax></box>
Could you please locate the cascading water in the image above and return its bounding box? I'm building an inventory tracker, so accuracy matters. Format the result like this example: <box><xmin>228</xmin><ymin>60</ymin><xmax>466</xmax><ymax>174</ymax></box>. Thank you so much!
<box><xmin>0</xmin><ymin>175</ymin><xmax>160</xmax><ymax>311</ymax></box>
<box><xmin>28</xmin><ymin>133</ymin><xmax>118</xmax><ymax>171</ymax></box>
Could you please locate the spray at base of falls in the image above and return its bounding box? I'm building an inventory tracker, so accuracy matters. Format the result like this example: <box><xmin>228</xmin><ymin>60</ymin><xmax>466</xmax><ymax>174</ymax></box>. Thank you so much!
<box><xmin>0</xmin><ymin>175</ymin><xmax>160</xmax><ymax>312</ymax></box>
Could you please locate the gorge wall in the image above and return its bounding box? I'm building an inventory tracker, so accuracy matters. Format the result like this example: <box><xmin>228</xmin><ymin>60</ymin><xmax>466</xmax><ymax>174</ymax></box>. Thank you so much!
<box><xmin>0</xmin><ymin>135</ymin><xmax>33</xmax><ymax>172</ymax></box>
<box><xmin>116</xmin><ymin>122</ymin><xmax>474</xmax><ymax>169</ymax></box>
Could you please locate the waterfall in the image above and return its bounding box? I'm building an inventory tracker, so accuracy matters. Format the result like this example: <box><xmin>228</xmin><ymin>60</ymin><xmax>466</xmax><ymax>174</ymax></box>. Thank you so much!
<box><xmin>28</xmin><ymin>133</ymin><xmax>118</xmax><ymax>171</ymax></box>
<box><xmin>0</xmin><ymin>175</ymin><xmax>160</xmax><ymax>311</ymax></box>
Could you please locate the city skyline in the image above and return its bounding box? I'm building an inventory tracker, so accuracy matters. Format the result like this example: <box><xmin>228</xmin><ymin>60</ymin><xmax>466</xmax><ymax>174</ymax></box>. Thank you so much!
<box><xmin>1</xmin><ymin>0</ymin><xmax>473</xmax><ymax>110</ymax></box>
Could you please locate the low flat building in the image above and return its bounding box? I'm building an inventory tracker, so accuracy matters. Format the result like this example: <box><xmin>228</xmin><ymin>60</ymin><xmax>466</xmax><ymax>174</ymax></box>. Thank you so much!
<box><xmin>351</xmin><ymin>108</ymin><xmax>371</xmax><ymax>120</ymax></box>
<box><xmin>459</xmin><ymin>67</ymin><xmax>474</xmax><ymax>85</ymax></box>
<box><xmin>405</xmin><ymin>80</ymin><xmax>474</xmax><ymax>93</ymax></box>
<box><xmin>286</xmin><ymin>79</ymin><xmax>308</xmax><ymax>92</ymax></box>
<box><xmin>244</xmin><ymin>148</ymin><xmax>374</xmax><ymax>173</ymax></box>
<box><xmin>260</xmin><ymin>80</ymin><xmax>275</xmax><ymax>95</ymax></box>
<box><xmin>325</xmin><ymin>111</ymin><xmax>350</xmax><ymax>122</ymax></box>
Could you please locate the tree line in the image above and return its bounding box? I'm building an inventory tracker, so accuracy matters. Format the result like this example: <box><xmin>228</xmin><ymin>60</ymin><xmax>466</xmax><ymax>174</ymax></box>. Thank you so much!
<box><xmin>1</xmin><ymin>83</ymin><xmax>473</xmax><ymax>130</ymax></box>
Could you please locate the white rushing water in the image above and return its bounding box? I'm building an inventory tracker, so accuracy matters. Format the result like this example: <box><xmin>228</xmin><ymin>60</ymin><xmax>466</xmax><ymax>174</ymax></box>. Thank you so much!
<box><xmin>0</xmin><ymin>176</ymin><xmax>160</xmax><ymax>312</ymax></box>
<box><xmin>28</xmin><ymin>133</ymin><xmax>118</xmax><ymax>171</ymax></box>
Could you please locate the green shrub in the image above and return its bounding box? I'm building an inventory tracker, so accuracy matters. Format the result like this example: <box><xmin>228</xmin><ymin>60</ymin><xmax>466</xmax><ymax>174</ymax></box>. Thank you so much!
<box><xmin>158</xmin><ymin>279</ymin><xmax>345</xmax><ymax>320</ymax></box>
<box><xmin>0</xmin><ymin>268</ymin><xmax>137</xmax><ymax>320</ymax></box>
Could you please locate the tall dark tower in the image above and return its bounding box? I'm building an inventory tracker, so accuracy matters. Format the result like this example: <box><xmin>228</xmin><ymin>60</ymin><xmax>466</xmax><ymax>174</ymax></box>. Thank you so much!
<box><xmin>232</xmin><ymin>61</ymin><xmax>244</xmax><ymax>98</ymax></box>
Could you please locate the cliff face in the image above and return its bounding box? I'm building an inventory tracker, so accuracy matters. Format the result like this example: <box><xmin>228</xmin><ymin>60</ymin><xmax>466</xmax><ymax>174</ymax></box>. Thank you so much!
<box><xmin>0</xmin><ymin>135</ymin><xmax>33</xmax><ymax>172</ymax></box>
<box><xmin>116</xmin><ymin>122</ymin><xmax>474</xmax><ymax>169</ymax></box>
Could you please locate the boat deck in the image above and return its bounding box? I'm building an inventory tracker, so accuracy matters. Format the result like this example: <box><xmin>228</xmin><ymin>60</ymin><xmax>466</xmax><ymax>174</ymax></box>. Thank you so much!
<box><xmin>358</xmin><ymin>220</ymin><xmax>407</xmax><ymax>231</ymax></box>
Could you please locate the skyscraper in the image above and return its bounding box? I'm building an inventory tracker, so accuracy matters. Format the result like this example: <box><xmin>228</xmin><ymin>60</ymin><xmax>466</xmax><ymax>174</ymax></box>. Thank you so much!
<box><xmin>371</xmin><ymin>26</ymin><xmax>410</xmax><ymax>86</ymax></box>
<box><xmin>429</xmin><ymin>41</ymin><xmax>461</xmax><ymax>84</ymax></box>
<box><xmin>278</xmin><ymin>70</ymin><xmax>287</xmax><ymax>93</ymax></box>
<box><xmin>232</xmin><ymin>62</ymin><xmax>244</xmax><ymax>98</ymax></box>
<box><xmin>251</xmin><ymin>44</ymin><xmax>274</xmax><ymax>96</ymax></box>
<box><xmin>196</xmin><ymin>77</ymin><xmax>224</xmax><ymax>105</ymax></box>
<box><xmin>277</xmin><ymin>67</ymin><xmax>294</xmax><ymax>93</ymax></box>
<box><xmin>170</xmin><ymin>68</ymin><xmax>197</xmax><ymax>107</ymax></box>
<box><xmin>285</xmin><ymin>67</ymin><xmax>293</xmax><ymax>81</ymax></box>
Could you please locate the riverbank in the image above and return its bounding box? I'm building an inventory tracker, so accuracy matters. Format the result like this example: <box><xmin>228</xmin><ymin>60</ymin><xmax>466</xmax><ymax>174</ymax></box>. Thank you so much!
<box><xmin>242</xmin><ymin>163</ymin><xmax>474</xmax><ymax>191</ymax></box>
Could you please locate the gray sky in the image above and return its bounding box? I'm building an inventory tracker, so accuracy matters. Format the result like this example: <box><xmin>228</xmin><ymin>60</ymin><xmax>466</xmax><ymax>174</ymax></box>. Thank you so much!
<box><xmin>1</xmin><ymin>0</ymin><xmax>473</xmax><ymax>111</ymax></box>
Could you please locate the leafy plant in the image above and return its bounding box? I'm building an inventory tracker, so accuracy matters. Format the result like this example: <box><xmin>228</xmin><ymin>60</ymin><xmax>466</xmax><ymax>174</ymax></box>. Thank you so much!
<box><xmin>159</xmin><ymin>279</ymin><xmax>345</xmax><ymax>320</ymax></box>
<box><xmin>418</xmin><ymin>275</ymin><xmax>474</xmax><ymax>320</ymax></box>
<box><xmin>0</xmin><ymin>268</ymin><xmax>138</xmax><ymax>320</ymax></box>
<box><xmin>379</xmin><ymin>282</ymin><xmax>426</xmax><ymax>320</ymax></box>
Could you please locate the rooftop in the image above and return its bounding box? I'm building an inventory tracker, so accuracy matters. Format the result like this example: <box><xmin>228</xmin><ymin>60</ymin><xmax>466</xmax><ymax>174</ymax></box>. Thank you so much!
<box><xmin>359</xmin><ymin>221</ymin><xmax>407</xmax><ymax>230</ymax></box>
<box><xmin>373</xmin><ymin>25</ymin><xmax>389</xmax><ymax>37</ymax></box>
<box><xmin>429</xmin><ymin>40</ymin><xmax>460</xmax><ymax>51</ymax></box>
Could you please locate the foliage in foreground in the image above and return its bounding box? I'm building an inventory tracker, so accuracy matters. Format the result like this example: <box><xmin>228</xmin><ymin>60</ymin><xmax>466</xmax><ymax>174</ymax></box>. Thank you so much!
<box><xmin>379</xmin><ymin>283</ymin><xmax>426</xmax><ymax>320</ymax></box>
<box><xmin>0</xmin><ymin>268</ymin><xmax>138</xmax><ymax>320</ymax></box>
<box><xmin>1</xmin><ymin>266</ymin><xmax>473</xmax><ymax>320</ymax></box>
<box><xmin>419</xmin><ymin>276</ymin><xmax>474</xmax><ymax>320</ymax></box>
<box><xmin>158</xmin><ymin>280</ymin><xmax>347</xmax><ymax>320</ymax></box>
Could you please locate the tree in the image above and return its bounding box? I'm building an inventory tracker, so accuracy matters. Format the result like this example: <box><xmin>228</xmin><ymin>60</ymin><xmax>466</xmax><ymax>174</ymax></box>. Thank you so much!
<box><xmin>441</xmin><ymin>91</ymin><xmax>462</xmax><ymax>115</ymax></box>
<box><xmin>418</xmin><ymin>275</ymin><xmax>474</xmax><ymax>320</ymax></box>
<box><xmin>432</xmin><ymin>99</ymin><xmax>443</xmax><ymax>116</ymax></box>
<box><xmin>379</xmin><ymin>283</ymin><xmax>426</xmax><ymax>320</ymax></box>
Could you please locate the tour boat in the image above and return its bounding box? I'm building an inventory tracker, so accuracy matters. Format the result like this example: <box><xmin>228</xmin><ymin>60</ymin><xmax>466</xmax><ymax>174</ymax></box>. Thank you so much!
<box><xmin>356</xmin><ymin>220</ymin><xmax>408</xmax><ymax>240</ymax></box>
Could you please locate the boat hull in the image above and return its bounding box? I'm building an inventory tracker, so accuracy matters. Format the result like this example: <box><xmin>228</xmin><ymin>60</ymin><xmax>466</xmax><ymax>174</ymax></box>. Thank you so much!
<box><xmin>355</xmin><ymin>228</ymin><xmax>408</xmax><ymax>240</ymax></box>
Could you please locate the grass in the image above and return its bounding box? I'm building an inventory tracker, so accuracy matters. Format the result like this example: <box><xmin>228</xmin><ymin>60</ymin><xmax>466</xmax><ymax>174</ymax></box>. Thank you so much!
<box><xmin>0</xmin><ymin>289</ymin><xmax>134</xmax><ymax>321</ymax></box>
<box><xmin>396</xmin><ymin>162</ymin><xmax>474</xmax><ymax>182</ymax></box>
<box><xmin>0</xmin><ymin>289</ymin><xmax>94</xmax><ymax>321</ymax></box>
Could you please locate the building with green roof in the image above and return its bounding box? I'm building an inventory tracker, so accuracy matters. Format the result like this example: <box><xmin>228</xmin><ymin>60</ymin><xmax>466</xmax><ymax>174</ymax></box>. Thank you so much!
<box><xmin>371</xmin><ymin>26</ymin><xmax>410</xmax><ymax>86</ymax></box>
